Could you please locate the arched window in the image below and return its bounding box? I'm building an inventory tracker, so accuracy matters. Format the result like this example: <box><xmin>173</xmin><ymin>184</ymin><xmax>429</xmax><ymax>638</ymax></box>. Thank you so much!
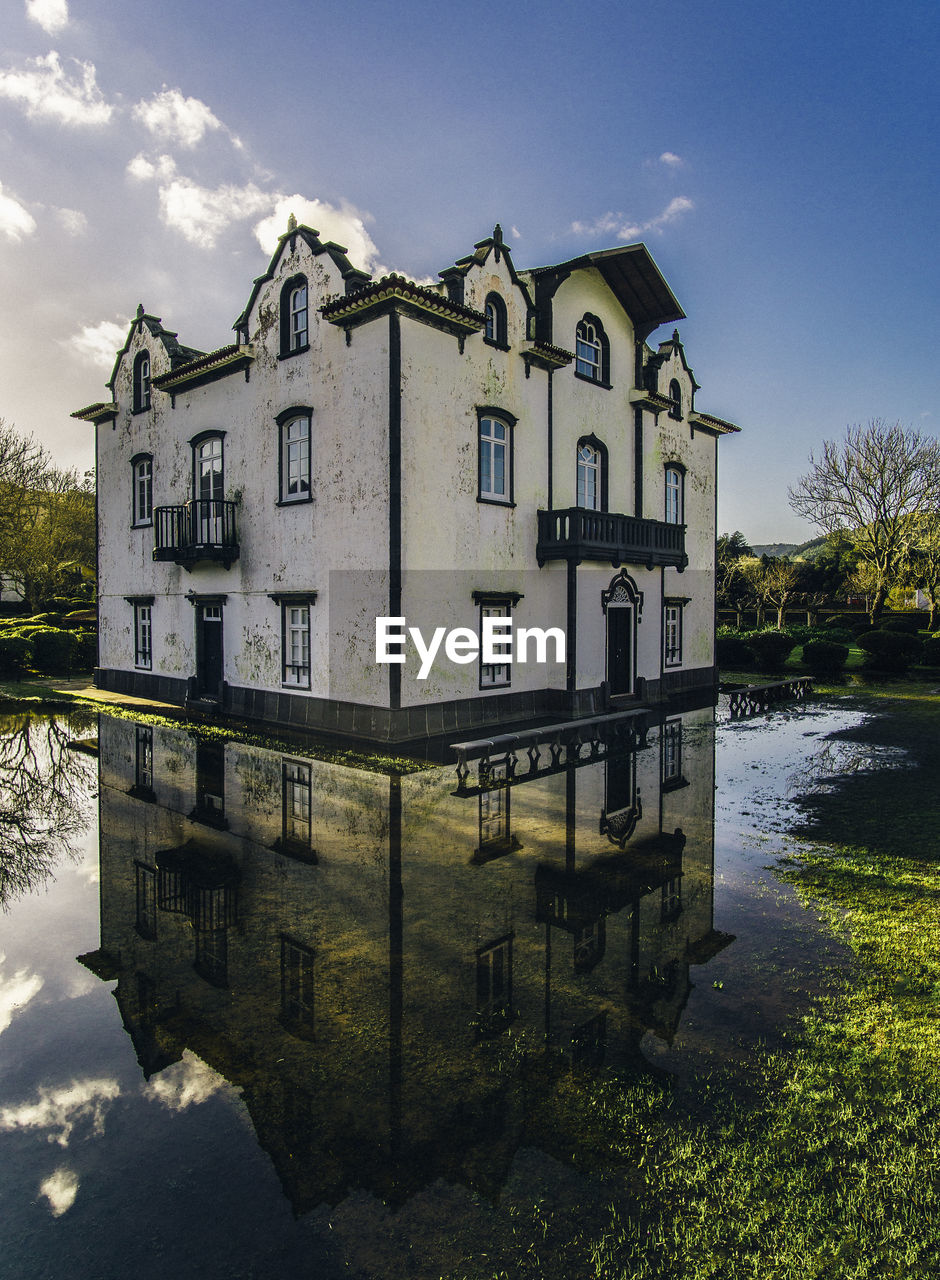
<box><xmin>665</xmin><ymin>465</ymin><xmax>684</xmax><ymax>525</ymax></box>
<box><xmin>575</xmin><ymin>313</ymin><xmax>610</xmax><ymax>385</ymax></box>
<box><xmin>576</xmin><ymin>435</ymin><xmax>608</xmax><ymax>511</ymax></box>
<box><xmin>483</xmin><ymin>293</ymin><xmax>508</xmax><ymax>348</ymax></box>
<box><xmin>669</xmin><ymin>379</ymin><xmax>682</xmax><ymax>420</ymax></box>
<box><xmin>276</xmin><ymin>407</ymin><xmax>313</xmax><ymax>504</ymax></box>
<box><xmin>477</xmin><ymin>409</ymin><xmax>516</xmax><ymax>505</ymax></box>
<box><xmin>131</xmin><ymin>453</ymin><xmax>153</xmax><ymax>527</ymax></box>
<box><xmin>279</xmin><ymin>275</ymin><xmax>309</xmax><ymax>356</ymax></box>
<box><xmin>133</xmin><ymin>351</ymin><xmax>151</xmax><ymax>413</ymax></box>
<box><xmin>191</xmin><ymin>431</ymin><xmax>226</xmax><ymax>545</ymax></box>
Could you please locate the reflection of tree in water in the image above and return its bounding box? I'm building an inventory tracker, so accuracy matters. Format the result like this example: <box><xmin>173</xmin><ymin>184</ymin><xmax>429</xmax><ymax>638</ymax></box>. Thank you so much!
<box><xmin>0</xmin><ymin>712</ymin><xmax>97</xmax><ymax>908</ymax></box>
<box><xmin>786</xmin><ymin>734</ymin><xmax>908</xmax><ymax>799</ymax></box>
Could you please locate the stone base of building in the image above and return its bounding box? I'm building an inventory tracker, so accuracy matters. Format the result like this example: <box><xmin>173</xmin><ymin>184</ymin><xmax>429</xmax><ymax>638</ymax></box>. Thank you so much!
<box><xmin>93</xmin><ymin>666</ymin><xmax>718</xmax><ymax>745</ymax></box>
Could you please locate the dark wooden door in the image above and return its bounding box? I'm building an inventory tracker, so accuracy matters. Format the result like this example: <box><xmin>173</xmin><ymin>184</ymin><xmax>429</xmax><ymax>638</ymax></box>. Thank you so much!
<box><xmin>197</xmin><ymin>605</ymin><xmax>223</xmax><ymax>698</ymax></box>
<box><xmin>606</xmin><ymin>606</ymin><xmax>634</xmax><ymax>696</ymax></box>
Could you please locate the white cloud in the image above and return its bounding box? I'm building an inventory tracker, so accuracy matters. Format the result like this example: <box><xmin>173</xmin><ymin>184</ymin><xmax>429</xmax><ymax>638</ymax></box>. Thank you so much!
<box><xmin>660</xmin><ymin>151</ymin><xmax>683</xmax><ymax>167</ymax></box>
<box><xmin>0</xmin><ymin>52</ymin><xmax>113</xmax><ymax>127</ymax></box>
<box><xmin>133</xmin><ymin>88</ymin><xmax>224</xmax><ymax>149</ymax></box>
<box><xmin>0</xmin><ymin>182</ymin><xmax>36</xmax><ymax>241</ymax></box>
<box><xmin>0</xmin><ymin>954</ymin><xmax>43</xmax><ymax>1033</ymax></box>
<box><xmin>254</xmin><ymin>195</ymin><xmax>383</xmax><ymax>274</ymax></box>
<box><xmin>70</xmin><ymin>318</ymin><xmax>128</xmax><ymax>368</ymax></box>
<box><xmin>26</xmin><ymin>0</ymin><xmax>69</xmax><ymax>34</ymax></box>
<box><xmin>144</xmin><ymin>1050</ymin><xmax>228</xmax><ymax>1112</ymax></box>
<box><xmin>571</xmin><ymin>196</ymin><xmax>694</xmax><ymax>242</ymax></box>
<box><xmin>0</xmin><ymin>1077</ymin><xmax>120</xmax><ymax>1147</ymax></box>
<box><xmin>55</xmin><ymin>207</ymin><xmax>87</xmax><ymax>235</ymax></box>
<box><xmin>160</xmin><ymin>175</ymin><xmax>272</xmax><ymax>248</ymax></box>
<box><xmin>510</xmin><ymin>225</ymin><xmax>521</xmax><ymax>239</ymax></box>
<box><xmin>38</xmin><ymin>1167</ymin><xmax>79</xmax><ymax>1216</ymax></box>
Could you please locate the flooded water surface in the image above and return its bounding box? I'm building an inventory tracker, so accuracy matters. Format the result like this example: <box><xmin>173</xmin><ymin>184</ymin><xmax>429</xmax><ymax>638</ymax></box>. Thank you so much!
<box><xmin>0</xmin><ymin>701</ymin><xmax>870</xmax><ymax>1278</ymax></box>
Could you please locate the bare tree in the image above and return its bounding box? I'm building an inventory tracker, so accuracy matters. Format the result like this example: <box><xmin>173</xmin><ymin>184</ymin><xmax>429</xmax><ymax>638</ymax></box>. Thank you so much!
<box><xmin>789</xmin><ymin>420</ymin><xmax>940</xmax><ymax>624</ymax></box>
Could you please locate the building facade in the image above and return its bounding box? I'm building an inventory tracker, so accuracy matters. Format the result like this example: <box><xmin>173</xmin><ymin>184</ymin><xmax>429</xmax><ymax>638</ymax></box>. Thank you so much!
<box><xmin>74</xmin><ymin>221</ymin><xmax>739</xmax><ymax>742</ymax></box>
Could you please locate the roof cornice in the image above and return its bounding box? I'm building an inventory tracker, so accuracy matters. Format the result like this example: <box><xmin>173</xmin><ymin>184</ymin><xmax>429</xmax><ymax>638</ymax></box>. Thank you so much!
<box><xmin>321</xmin><ymin>274</ymin><xmax>485</xmax><ymax>336</ymax></box>
<box><xmin>71</xmin><ymin>401</ymin><xmax>118</xmax><ymax>424</ymax></box>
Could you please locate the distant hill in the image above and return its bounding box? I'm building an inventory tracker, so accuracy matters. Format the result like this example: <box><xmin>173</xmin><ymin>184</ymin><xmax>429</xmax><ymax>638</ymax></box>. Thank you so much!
<box><xmin>750</xmin><ymin>536</ymin><xmax>828</xmax><ymax>561</ymax></box>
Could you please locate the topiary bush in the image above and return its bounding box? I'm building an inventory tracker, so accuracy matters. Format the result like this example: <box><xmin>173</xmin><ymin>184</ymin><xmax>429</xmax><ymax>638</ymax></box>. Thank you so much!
<box><xmin>29</xmin><ymin>627</ymin><xmax>79</xmax><ymax>674</ymax></box>
<box><xmin>921</xmin><ymin>634</ymin><xmax>940</xmax><ymax>666</ymax></box>
<box><xmin>25</xmin><ymin>612</ymin><xmax>62</xmax><ymax>628</ymax></box>
<box><xmin>880</xmin><ymin>615</ymin><xmax>925</xmax><ymax>635</ymax></box>
<box><xmin>855</xmin><ymin>629</ymin><xmax>923</xmax><ymax>673</ymax></box>
<box><xmin>0</xmin><ymin>633</ymin><xmax>34</xmax><ymax>677</ymax></box>
<box><xmin>61</xmin><ymin>609</ymin><xmax>96</xmax><ymax>629</ymax></box>
<box><xmin>745</xmin><ymin>629</ymin><xmax>795</xmax><ymax>672</ymax></box>
<box><xmin>74</xmin><ymin>630</ymin><xmax>97</xmax><ymax>669</ymax></box>
<box><xmin>802</xmin><ymin>639</ymin><xmax>849</xmax><ymax>677</ymax></box>
<box><xmin>716</xmin><ymin>632</ymin><xmax>755</xmax><ymax>668</ymax></box>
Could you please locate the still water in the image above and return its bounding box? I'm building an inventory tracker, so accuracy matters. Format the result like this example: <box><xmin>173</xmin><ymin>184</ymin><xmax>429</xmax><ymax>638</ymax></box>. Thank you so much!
<box><xmin>0</xmin><ymin>702</ymin><xmax>864</xmax><ymax>1278</ymax></box>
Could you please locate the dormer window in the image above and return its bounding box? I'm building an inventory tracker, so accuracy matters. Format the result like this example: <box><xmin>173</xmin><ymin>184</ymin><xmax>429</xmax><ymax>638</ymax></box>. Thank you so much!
<box><xmin>483</xmin><ymin>293</ymin><xmax>508</xmax><ymax>348</ymax></box>
<box><xmin>133</xmin><ymin>352</ymin><xmax>151</xmax><ymax>413</ymax></box>
<box><xmin>669</xmin><ymin>379</ymin><xmax>682</xmax><ymax>420</ymax></box>
<box><xmin>575</xmin><ymin>314</ymin><xmax>610</xmax><ymax>386</ymax></box>
<box><xmin>279</xmin><ymin>275</ymin><xmax>309</xmax><ymax>357</ymax></box>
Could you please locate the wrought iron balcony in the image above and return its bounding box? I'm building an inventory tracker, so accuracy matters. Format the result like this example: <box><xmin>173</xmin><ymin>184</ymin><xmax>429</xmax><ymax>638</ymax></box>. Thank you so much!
<box><xmin>153</xmin><ymin>499</ymin><xmax>240</xmax><ymax>569</ymax></box>
<box><xmin>536</xmin><ymin>507</ymin><xmax>687</xmax><ymax>569</ymax></box>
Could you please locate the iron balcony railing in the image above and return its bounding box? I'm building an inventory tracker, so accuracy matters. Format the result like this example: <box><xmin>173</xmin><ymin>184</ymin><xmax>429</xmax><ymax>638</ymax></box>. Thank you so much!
<box><xmin>153</xmin><ymin>499</ymin><xmax>240</xmax><ymax>568</ymax></box>
<box><xmin>536</xmin><ymin>507</ymin><xmax>687</xmax><ymax>569</ymax></box>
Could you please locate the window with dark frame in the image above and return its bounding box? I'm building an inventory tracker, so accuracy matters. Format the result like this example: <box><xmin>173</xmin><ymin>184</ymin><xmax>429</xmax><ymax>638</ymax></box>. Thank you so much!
<box><xmin>279</xmin><ymin>412</ymin><xmax>311</xmax><ymax>503</ymax></box>
<box><xmin>132</xmin><ymin>454</ymin><xmax>153</xmax><ymax>526</ymax></box>
<box><xmin>281</xmin><ymin>758</ymin><xmax>313</xmax><ymax>856</ymax></box>
<box><xmin>194</xmin><ymin>929</ymin><xmax>229</xmax><ymax>987</ymax></box>
<box><xmin>479</xmin><ymin>602</ymin><xmax>511</xmax><ymax>688</ymax></box>
<box><xmin>575</xmin><ymin>314</ymin><xmax>609</xmax><ymax>384</ymax></box>
<box><xmin>475</xmin><ymin>934</ymin><xmax>513</xmax><ymax>1034</ymax></box>
<box><xmin>577</xmin><ymin>436</ymin><xmax>607</xmax><ymax>511</ymax></box>
<box><xmin>133</xmin><ymin>351</ymin><xmax>151</xmax><ymax>413</ymax></box>
<box><xmin>281</xmin><ymin>936</ymin><xmax>315</xmax><ymax>1035</ymax></box>
<box><xmin>478</xmin><ymin>415</ymin><xmax>512</xmax><ymax>503</ymax></box>
<box><xmin>135</xmin><ymin>862</ymin><xmax>157</xmax><ymax>939</ymax></box>
<box><xmin>282</xmin><ymin>602</ymin><xmax>311</xmax><ymax>688</ymax></box>
<box><xmin>279</xmin><ymin>275</ymin><xmax>309</xmax><ymax>356</ymax></box>
<box><xmin>661</xmin><ymin>876</ymin><xmax>683</xmax><ymax>922</ymax></box>
<box><xmin>136</xmin><ymin>726</ymin><xmax>153</xmax><ymax>792</ymax></box>
<box><xmin>134</xmin><ymin>603</ymin><xmax>152</xmax><ymax>669</ymax></box>
<box><xmin>663</xmin><ymin>601</ymin><xmax>683</xmax><ymax>667</ymax></box>
<box><xmin>665</xmin><ymin>465</ymin><xmax>684</xmax><ymax>525</ymax></box>
<box><xmin>483</xmin><ymin>292</ymin><xmax>508</xmax><ymax>347</ymax></box>
<box><xmin>661</xmin><ymin>718</ymin><xmax>682</xmax><ymax>785</ymax></box>
<box><xmin>669</xmin><ymin>378</ymin><xmax>682</xmax><ymax>420</ymax></box>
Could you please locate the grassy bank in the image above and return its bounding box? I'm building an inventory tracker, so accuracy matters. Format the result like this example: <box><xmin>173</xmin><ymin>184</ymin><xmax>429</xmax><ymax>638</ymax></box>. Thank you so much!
<box><xmin>449</xmin><ymin>688</ymin><xmax>940</xmax><ymax>1279</ymax></box>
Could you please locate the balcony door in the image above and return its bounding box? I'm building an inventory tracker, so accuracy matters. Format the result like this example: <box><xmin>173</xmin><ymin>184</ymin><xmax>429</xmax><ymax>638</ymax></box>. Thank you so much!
<box><xmin>606</xmin><ymin>604</ymin><xmax>635</xmax><ymax>697</ymax></box>
<box><xmin>195</xmin><ymin>437</ymin><xmax>224</xmax><ymax>544</ymax></box>
<box><xmin>197</xmin><ymin>604</ymin><xmax>224</xmax><ymax>699</ymax></box>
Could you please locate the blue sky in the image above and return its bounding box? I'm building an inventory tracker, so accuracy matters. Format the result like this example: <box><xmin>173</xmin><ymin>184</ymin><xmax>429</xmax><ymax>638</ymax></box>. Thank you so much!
<box><xmin>1</xmin><ymin>0</ymin><xmax>936</xmax><ymax>542</ymax></box>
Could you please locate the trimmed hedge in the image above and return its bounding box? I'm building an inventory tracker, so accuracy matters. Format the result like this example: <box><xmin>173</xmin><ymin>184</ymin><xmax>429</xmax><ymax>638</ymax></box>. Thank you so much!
<box><xmin>716</xmin><ymin>633</ymin><xmax>754</xmax><ymax>667</ymax></box>
<box><xmin>745</xmin><ymin>630</ymin><xmax>795</xmax><ymax>671</ymax></box>
<box><xmin>29</xmin><ymin>627</ymin><xmax>79</xmax><ymax>674</ymax></box>
<box><xmin>74</xmin><ymin>630</ymin><xmax>97</xmax><ymax>669</ymax></box>
<box><xmin>880</xmin><ymin>615</ymin><xmax>924</xmax><ymax>635</ymax></box>
<box><xmin>0</xmin><ymin>633</ymin><xmax>34</xmax><ymax>676</ymax></box>
<box><xmin>921</xmin><ymin>635</ymin><xmax>940</xmax><ymax>666</ymax></box>
<box><xmin>802</xmin><ymin>639</ymin><xmax>849</xmax><ymax>676</ymax></box>
<box><xmin>855</xmin><ymin>629</ymin><xmax>923</xmax><ymax>673</ymax></box>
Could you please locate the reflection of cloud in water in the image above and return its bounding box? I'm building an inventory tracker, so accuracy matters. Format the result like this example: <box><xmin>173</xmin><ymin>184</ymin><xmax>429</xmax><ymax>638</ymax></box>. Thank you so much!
<box><xmin>38</xmin><ymin>1166</ymin><xmax>79</xmax><ymax>1216</ymax></box>
<box><xmin>144</xmin><ymin>1050</ymin><xmax>230</xmax><ymax>1112</ymax></box>
<box><xmin>0</xmin><ymin>952</ymin><xmax>43</xmax><ymax>1035</ymax></box>
<box><xmin>0</xmin><ymin>1077</ymin><xmax>120</xmax><ymax>1146</ymax></box>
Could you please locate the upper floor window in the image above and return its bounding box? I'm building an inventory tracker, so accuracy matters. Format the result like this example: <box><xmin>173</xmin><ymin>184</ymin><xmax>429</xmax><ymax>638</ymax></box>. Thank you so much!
<box><xmin>478</xmin><ymin>411</ymin><xmax>515</xmax><ymax>505</ymax></box>
<box><xmin>575</xmin><ymin>313</ymin><xmax>610</xmax><ymax>385</ymax></box>
<box><xmin>133</xmin><ymin>351</ymin><xmax>151</xmax><ymax>413</ymax></box>
<box><xmin>665</xmin><ymin>465</ymin><xmax>684</xmax><ymax>525</ymax></box>
<box><xmin>277</xmin><ymin>409</ymin><xmax>312</xmax><ymax>504</ymax></box>
<box><xmin>669</xmin><ymin>379</ymin><xmax>682</xmax><ymax>420</ymax></box>
<box><xmin>576</xmin><ymin>436</ymin><xmax>607</xmax><ymax>511</ymax></box>
<box><xmin>483</xmin><ymin>293</ymin><xmax>508</xmax><ymax>348</ymax></box>
<box><xmin>131</xmin><ymin>454</ymin><xmax>153</xmax><ymax>527</ymax></box>
<box><xmin>279</xmin><ymin>275</ymin><xmax>309</xmax><ymax>356</ymax></box>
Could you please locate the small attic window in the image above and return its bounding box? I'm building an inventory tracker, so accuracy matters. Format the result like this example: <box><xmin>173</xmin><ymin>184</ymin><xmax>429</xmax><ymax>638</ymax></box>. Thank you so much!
<box><xmin>575</xmin><ymin>314</ymin><xmax>610</xmax><ymax>386</ymax></box>
<box><xmin>483</xmin><ymin>293</ymin><xmax>508</xmax><ymax>349</ymax></box>
<box><xmin>279</xmin><ymin>275</ymin><xmax>309</xmax><ymax>357</ymax></box>
<box><xmin>133</xmin><ymin>352</ymin><xmax>151</xmax><ymax>413</ymax></box>
<box><xmin>669</xmin><ymin>379</ymin><xmax>682</xmax><ymax>420</ymax></box>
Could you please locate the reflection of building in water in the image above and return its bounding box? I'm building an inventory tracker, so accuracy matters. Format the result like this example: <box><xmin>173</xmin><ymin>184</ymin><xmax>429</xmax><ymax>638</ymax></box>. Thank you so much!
<box><xmin>80</xmin><ymin>709</ymin><xmax>731</xmax><ymax>1212</ymax></box>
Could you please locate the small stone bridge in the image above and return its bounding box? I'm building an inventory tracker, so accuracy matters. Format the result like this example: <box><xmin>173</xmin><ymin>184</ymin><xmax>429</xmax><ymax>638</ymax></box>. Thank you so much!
<box><xmin>725</xmin><ymin>677</ymin><xmax>814</xmax><ymax>718</ymax></box>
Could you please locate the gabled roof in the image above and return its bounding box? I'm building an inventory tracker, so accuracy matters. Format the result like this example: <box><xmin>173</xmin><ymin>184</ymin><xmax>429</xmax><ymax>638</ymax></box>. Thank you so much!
<box><xmin>527</xmin><ymin>243</ymin><xmax>685</xmax><ymax>335</ymax></box>
<box><xmin>107</xmin><ymin>305</ymin><xmax>204</xmax><ymax>392</ymax></box>
<box><xmin>648</xmin><ymin>328</ymin><xmax>700</xmax><ymax>391</ymax></box>
<box><xmin>233</xmin><ymin>221</ymin><xmax>372</xmax><ymax>335</ymax></box>
<box><xmin>438</xmin><ymin>223</ymin><xmax>535</xmax><ymax>311</ymax></box>
<box><xmin>152</xmin><ymin>343</ymin><xmax>254</xmax><ymax>396</ymax></box>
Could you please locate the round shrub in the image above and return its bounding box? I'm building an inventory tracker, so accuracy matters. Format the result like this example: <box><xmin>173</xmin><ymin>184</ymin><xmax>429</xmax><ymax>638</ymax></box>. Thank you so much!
<box><xmin>716</xmin><ymin>633</ymin><xmax>754</xmax><ymax>667</ymax></box>
<box><xmin>30</xmin><ymin>627</ymin><xmax>79</xmax><ymax>674</ymax></box>
<box><xmin>855</xmin><ymin>629</ymin><xmax>923</xmax><ymax>673</ymax></box>
<box><xmin>74</xmin><ymin>630</ymin><xmax>97</xmax><ymax>669</ymax></box>
<box><xmin>815</xmin><ymin>626</ymin><xmax>854</xmax><ymax>645</ymax></box>
<box><xmin>802</xmin><ymin>639</ymin><xmax>849</xmax><ymax>676</ymax></box>
<box><xmin>880</xmin><ymin>615</ymin><xmax>924</xmax><ymax>635</ymax></box>
<box><xmin>921</xmin><ymin>634</ymin><xmax>940</xmax><ymax>666</ymax></box>
<box><xmin>0</xmin><ymin>633</ymin><xmax>34</xmax><ymax>676</ymax></box>
<box><xmin>26</xmin><ymin>612</ymin><xmax>62</xmax><ymax>628</ymax></box>
<box><xmin>62</xmin><ymin>609</ymin><xmax>97</xmax><ymax>629</ymax></box>
<box><xmin>745</xmin><ymin>630</ymin><xmax>795</xmax><ymax>671</ymax></box>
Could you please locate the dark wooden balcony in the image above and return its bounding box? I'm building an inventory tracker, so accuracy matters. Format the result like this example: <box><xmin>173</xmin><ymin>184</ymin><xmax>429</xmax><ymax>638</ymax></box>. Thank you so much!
<box><xmin>536</xmin><ymin>507</ymin><xmax>687</xmax><ymax>569</ymax></box>
<box><xmin>153</xmin><ymin>499</ymin><xmax>240</xmax><ymax>569</ymax></box>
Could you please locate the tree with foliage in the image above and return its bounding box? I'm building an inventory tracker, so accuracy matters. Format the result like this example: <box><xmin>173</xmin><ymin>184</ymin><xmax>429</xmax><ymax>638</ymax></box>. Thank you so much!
<box><xmin>789</xmin><ymin>419</ymin><xmax>940</xmax><ymax>624</ymax></box>
<box><xmin>716</xmin><ymin>531</ymin><xmax>753</xmax><ymax>624</ymax></box>
<box><xmin>0</xmin><ymin>419</ymin><xmax>95</xmax><ymax>610</ymax></box>
<box><xmin>896</xmin><ymin>517</ymin><xmax>940</xmax><ymax>631</ymax></box>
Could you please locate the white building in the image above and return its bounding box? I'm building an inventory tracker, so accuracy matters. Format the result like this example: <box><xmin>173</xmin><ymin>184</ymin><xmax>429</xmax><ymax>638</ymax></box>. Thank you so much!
<box><xmin>74</xmin><ymin>221</ymin><xmax>739</xmax><ymax>742</ymax></box>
